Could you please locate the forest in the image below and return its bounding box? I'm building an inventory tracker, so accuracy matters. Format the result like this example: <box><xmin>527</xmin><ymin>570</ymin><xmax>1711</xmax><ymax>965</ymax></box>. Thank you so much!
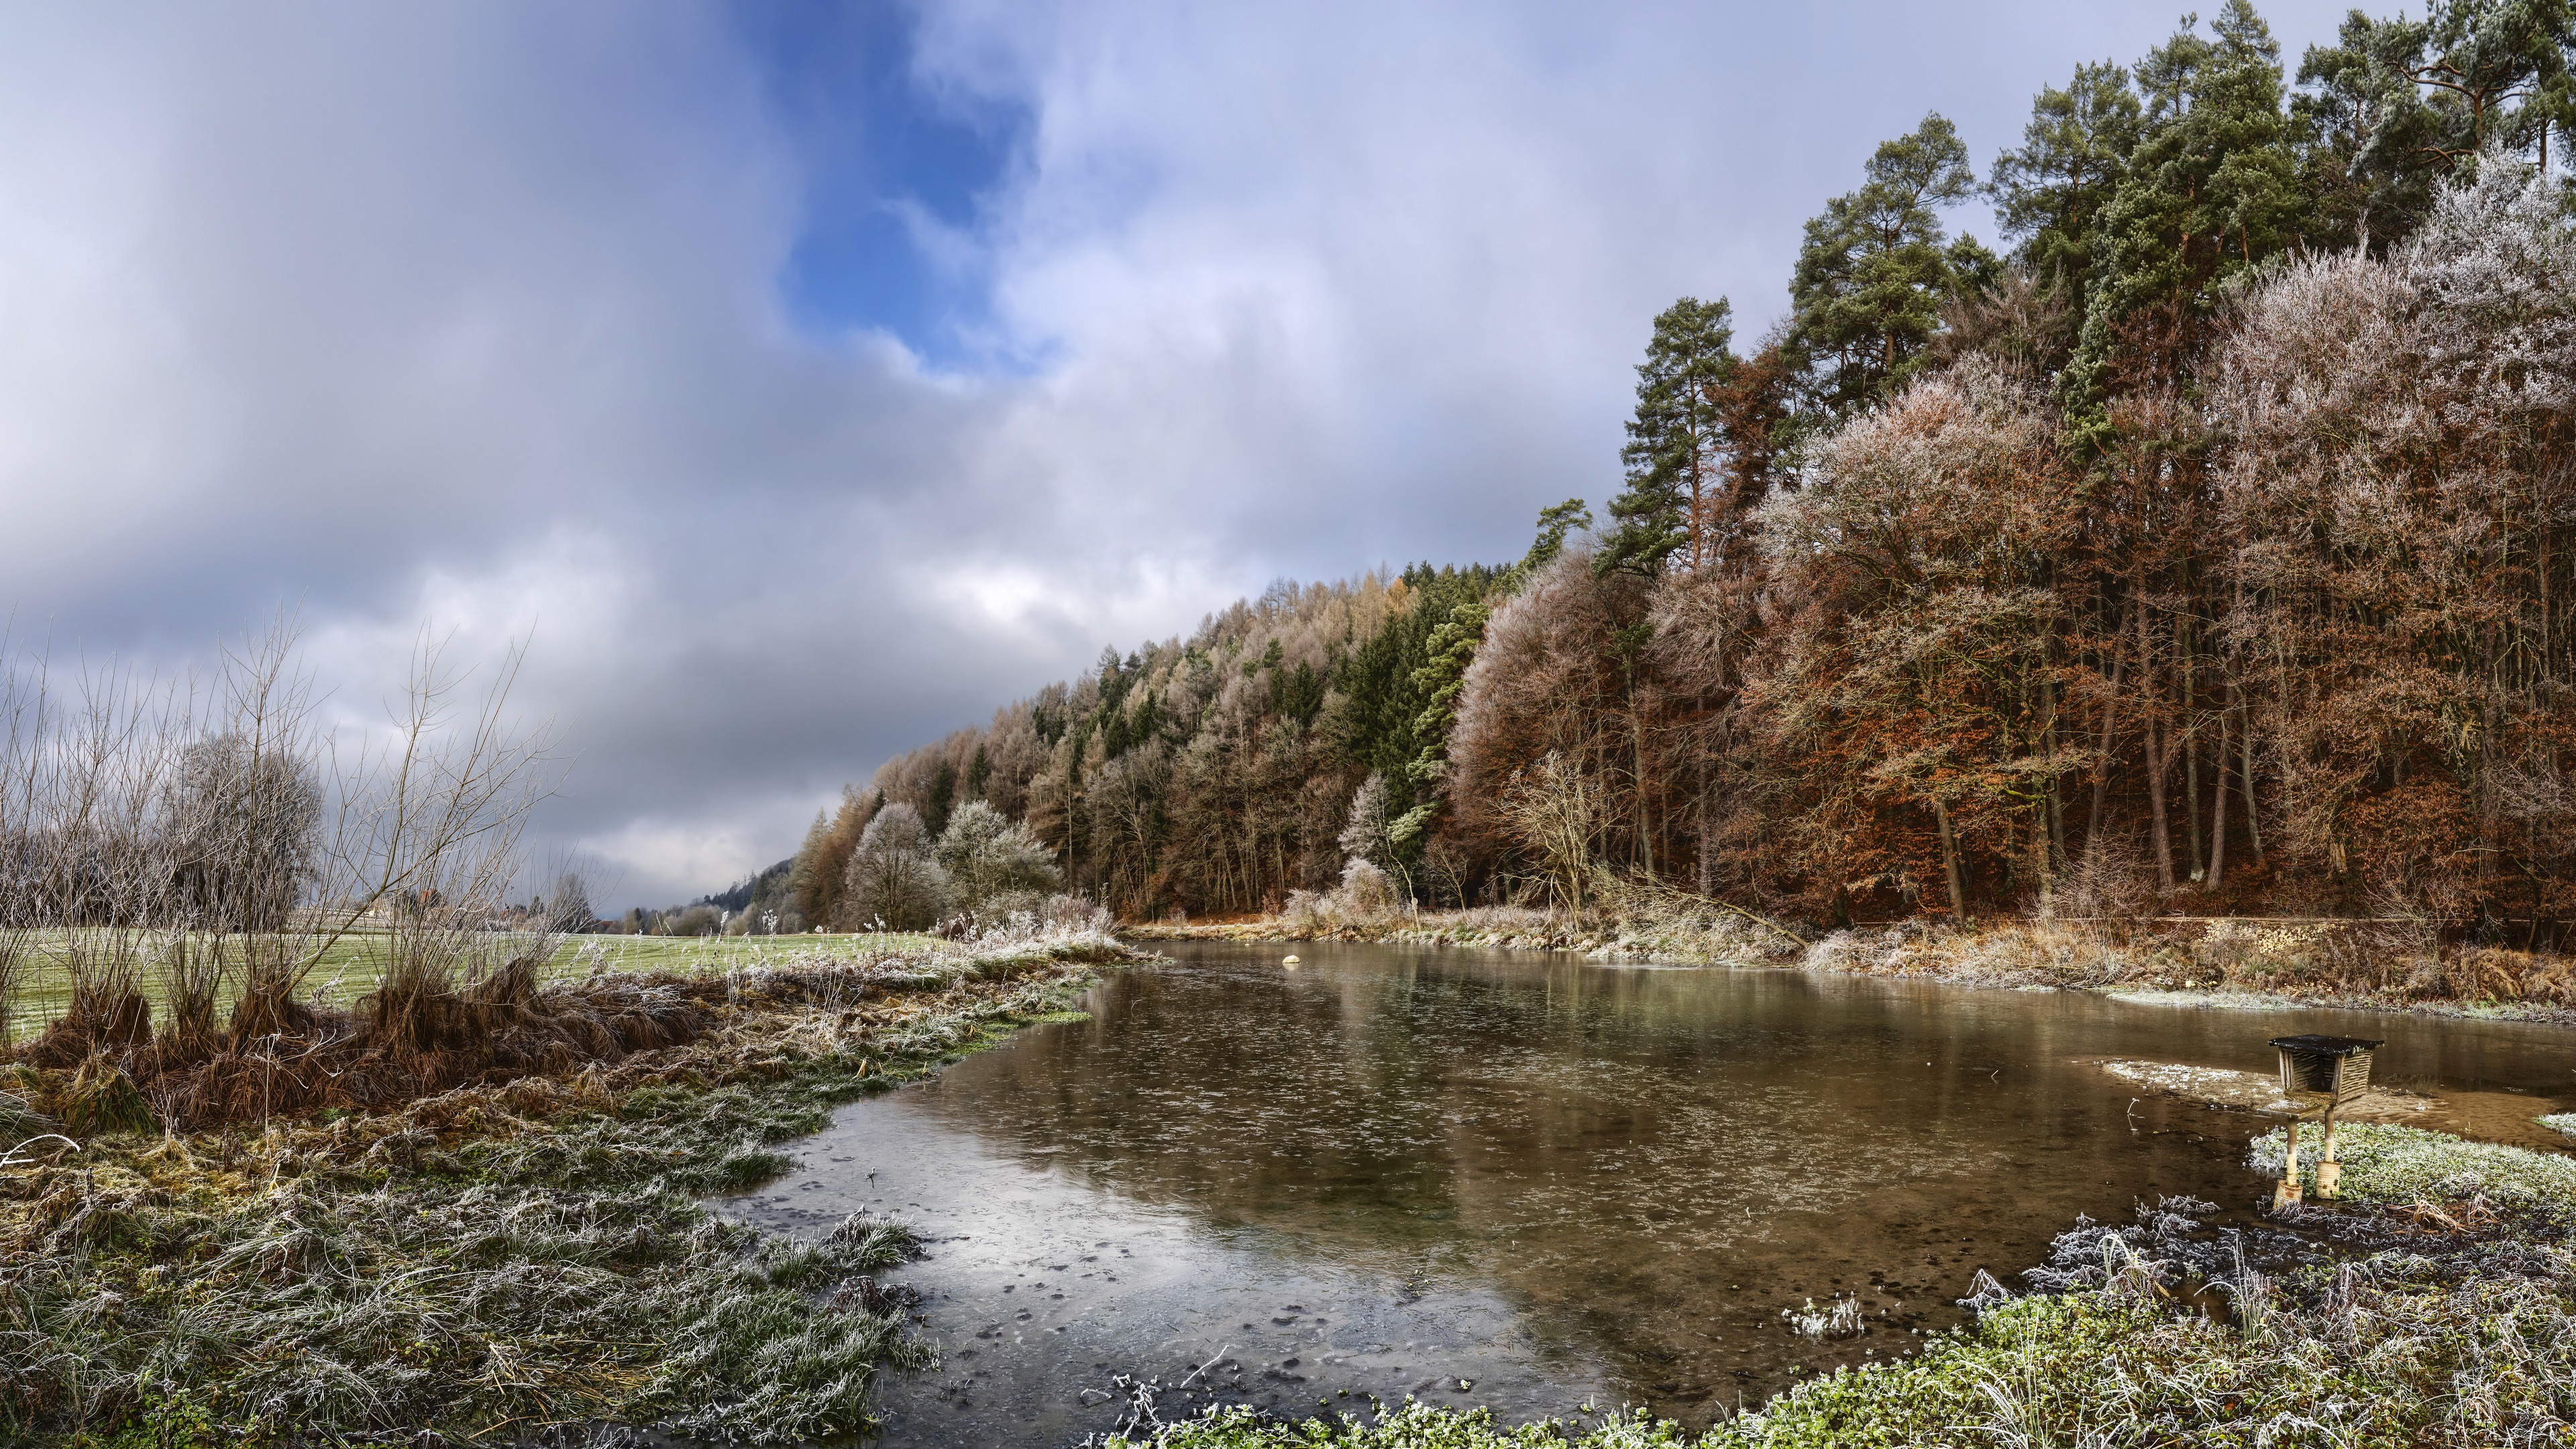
<box><xmin>792</xmin><ymin>0</ymin><xmax>2576</xmax><ymax>943</ymax></box>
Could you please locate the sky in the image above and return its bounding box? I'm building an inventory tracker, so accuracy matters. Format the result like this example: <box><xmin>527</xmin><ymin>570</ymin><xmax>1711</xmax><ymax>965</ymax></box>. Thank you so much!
<box><xmin>0</xmin><ymin>0</ymin><xmax>2359</xmax><ymax>909</ymax></box>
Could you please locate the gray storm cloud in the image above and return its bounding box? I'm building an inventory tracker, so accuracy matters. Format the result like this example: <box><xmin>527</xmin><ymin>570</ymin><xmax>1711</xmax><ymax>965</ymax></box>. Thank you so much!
<box><xmin>0</xmin><ymin>0</ymin><xmax>2353</xmax><ymax>906</ymax></box>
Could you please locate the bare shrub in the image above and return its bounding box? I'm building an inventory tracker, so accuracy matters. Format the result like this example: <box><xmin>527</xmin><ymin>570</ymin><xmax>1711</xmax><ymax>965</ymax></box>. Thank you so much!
<box><xmin>1331</xmin><ymin>858</ymin><xmax>1399</xmax><ymax>918</ymax></box>
<box><xmin>1493</xmin><ymin>751</ymin><xmax>1606</xmax><ymax>916</ymax></box>
<box><xmin>2056</xmin><ymin>830</ymin><xmax>2153</xmax><ymax>922</ymax></box>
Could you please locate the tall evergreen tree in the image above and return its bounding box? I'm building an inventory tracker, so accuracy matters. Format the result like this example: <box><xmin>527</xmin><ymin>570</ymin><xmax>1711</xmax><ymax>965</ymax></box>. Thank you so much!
<box><xmin>2298</xmin><ymin>0</ymin><xmax>2572</xmax><ymax>249</ymax></box>
<box><xmin>1599</xmin><ymin>297</ymin><xmax>1736</xmax><ymax>578</ymax></box>
<box><xmin>2065</xmin><ymin>1</ymin><xmax>2308</xmax><ymax>428</ymax></box>
<box><xmin>1990</xmin><ymin>60</ymin><xmax>2143</xmax><ymax>329</ymax></box>
<box><xmin>1790</xmin><ymin>113</ymin><xmax>1988</xmax><ymax>416</ymax></box>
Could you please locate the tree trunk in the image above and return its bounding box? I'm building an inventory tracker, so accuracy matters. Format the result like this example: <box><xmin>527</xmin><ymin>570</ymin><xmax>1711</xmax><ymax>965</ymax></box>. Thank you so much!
<box><xmin>1695</xmin><ymin>741</ymin><xmax>1715</xmax><ymax>897</ymax></box>
<box><xmin>2138</xmin><ymin>602</ymin><xmax>2178</xmax><ymax>898</ymax></box>
<box><xmin>2042</xmin><ymin>676</ymin><xmax>2066</xmax><ymax>869</ymax></box>
<box><xmin>2208</xmin><ymin>696</ymin><xmax>2231</xmax><ymax>892</ymax></box>
<box><xmin>2088</xmin><ymin>608</ymin><xmax>2132</xmax><ymax>848</ymax></box>
<box><xmin>1631</xmin><ymin>697</ymin><xmax>1654</xmax><ymax>881</ymax></box>
<box><xmin>1933</xmin><ymin>798</ymin><xmax>1969</xmax><ymax>922</ymax></box>
<box><xmin>2033</xmin><ymin>789</ymin><xmax>2055</xmax><ymax>917</ymax></box>
<box><xmin>2233</xmin><ymin>577</ymin><xmax>2267</xmax><ymax>867</ymax></box>
<box><xmin>2182</xmin><ymin>612</ymin><xmax>2205</xmax><ymax>884</ymax></box>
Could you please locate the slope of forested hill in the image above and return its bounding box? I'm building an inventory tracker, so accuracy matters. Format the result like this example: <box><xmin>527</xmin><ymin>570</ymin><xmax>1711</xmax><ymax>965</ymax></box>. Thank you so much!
<box><xmin>800</xmin><ymin>2</ymin><xmax>2576</xmax><ymax>941</ymax></box>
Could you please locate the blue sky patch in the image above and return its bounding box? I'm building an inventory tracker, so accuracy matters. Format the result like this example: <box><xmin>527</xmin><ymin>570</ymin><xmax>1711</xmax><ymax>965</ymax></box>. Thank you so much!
<box><xmin>732</xmin><ymin>0</ymin><xmax>1030</xmax><ymax>368</ymax></box>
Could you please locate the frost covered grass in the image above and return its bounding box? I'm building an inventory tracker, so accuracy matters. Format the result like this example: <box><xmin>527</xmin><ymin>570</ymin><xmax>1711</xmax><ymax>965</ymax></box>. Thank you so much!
<box><xmin>3</xmin><ymin>926</ymin><xmax>941</xmax><ymax>1040</ymax></box>
<box><xmin>1114</xmin><ymin>1123</ymin><xmax>2576</xmax><ymax>1449</ymax></box>
<box><xmin>1779</xmin><ymin>1294</ymin><xmax>1866</xmax><ymax>1340</ymax></box>
<box><xmin>2251</xmin><ymin>1119</ymin><xmax>2576</xmax><ymax>1205</ymax></box>
<box><xmin>2</xmin><ymin>924</ymin><xmax>1141</xmax><ymax>1446</ymax></box>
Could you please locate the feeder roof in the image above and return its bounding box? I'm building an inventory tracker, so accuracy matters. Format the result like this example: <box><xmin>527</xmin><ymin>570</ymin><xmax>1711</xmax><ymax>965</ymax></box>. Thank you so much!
<box><xmin>2267</xmin><ymin>1034</ymin><xmax>2383</xmax><ymax>1055</ymax></box>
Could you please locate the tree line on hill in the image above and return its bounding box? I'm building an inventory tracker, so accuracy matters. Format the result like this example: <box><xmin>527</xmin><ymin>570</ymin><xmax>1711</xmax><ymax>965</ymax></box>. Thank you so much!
<box><xmin>790</xmin><ymin>1</ymin><xmax>2576</xmax><ymax>941</ymax></box>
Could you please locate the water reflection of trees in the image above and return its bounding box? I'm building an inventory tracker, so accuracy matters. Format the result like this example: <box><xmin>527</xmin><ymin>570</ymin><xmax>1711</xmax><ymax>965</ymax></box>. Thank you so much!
<box><xmin>916</xmin><ymin>947</ymin><xmax>2344</xmax><ymax>1410</ymax></box>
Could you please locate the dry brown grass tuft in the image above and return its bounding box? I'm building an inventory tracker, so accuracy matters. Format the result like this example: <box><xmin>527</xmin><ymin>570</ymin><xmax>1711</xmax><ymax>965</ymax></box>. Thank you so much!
<box><xmin>5</xmin><ymin>947</ymin><xmax>718</xmax><ymax>1132</ymax></box>
<box><xmin>50</xmin><ymin>1051</ymin><xmax>152</xmax><ymax>1136</ymax></box>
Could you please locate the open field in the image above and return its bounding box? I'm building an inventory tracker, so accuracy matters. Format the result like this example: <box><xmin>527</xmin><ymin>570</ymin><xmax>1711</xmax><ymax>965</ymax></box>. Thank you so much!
<box><xmin>1</xmin><ymin>928</ymin><xmax>940</xmax><ymax>1042</ymax></box>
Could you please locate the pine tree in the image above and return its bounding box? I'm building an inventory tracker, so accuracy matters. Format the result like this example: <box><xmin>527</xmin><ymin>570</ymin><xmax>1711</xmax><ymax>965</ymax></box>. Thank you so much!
<box><xmin>1991</xmin><ymin>60</ymin><xmax>2143</xmax><ymax>326</ymax></box>
<box><xmin>2065</xmin><ymin>1</ymin><xmax>2308</xmax><ymax>427</ymax></box>
<box><xmin>2297</xmin><ymin>0</ymin><xmax>2572</xmax><ymax>250</ymax></box>
<box><xmin>1789</xmin><ymin>113</ymin><xmax>1985</xmax><ymax>416</ymax></box>
<box><xmin>1598</xmin><ymin>297</ymin><xmax>1735</xmax><ymax>578</ymax></box>
<box><xmin>1517</xmin><ymin>498</ymin><xmax>1593</xmax><ymax>582</ymax></box>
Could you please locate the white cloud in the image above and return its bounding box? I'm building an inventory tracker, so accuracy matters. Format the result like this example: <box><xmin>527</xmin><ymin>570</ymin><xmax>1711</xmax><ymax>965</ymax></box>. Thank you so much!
<box><xmin>0</xmin><ymin>0</ymin><xmax>2358</xmax><ymax>904</ymax></box>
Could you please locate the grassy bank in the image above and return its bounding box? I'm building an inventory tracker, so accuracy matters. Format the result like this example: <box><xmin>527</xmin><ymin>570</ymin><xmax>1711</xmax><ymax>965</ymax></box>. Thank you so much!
<box><xmin>2</xmin><ymin>928</ymin><xmax>941</xmax><ymax>1042</ymax></box>
<box><xmin>1130</xmin><ymin>894</ymin><xmax>2576</xmax><ymax>1025</ymax></box>
<box><xmin>1109</xmin><ymin>1120</ymin><xmax>2576</xmax><ymax>1448</ymax></box>
<box><xmin>2</xmin><ymin>924</ymin><xmax>1145</xmax><ymax>1446</ymax></box>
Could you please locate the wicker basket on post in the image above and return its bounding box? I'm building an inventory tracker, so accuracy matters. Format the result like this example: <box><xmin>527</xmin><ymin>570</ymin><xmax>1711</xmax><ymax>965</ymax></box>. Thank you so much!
<box><xmin>2267</xmin><ymin>1034</ymin><xmax>2383</xmax><ymax>1208</ymax></box>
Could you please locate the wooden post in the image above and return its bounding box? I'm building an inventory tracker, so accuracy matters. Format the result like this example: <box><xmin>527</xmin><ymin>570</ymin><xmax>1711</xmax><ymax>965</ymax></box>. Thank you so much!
<box><xmin>2316</xmin><ymin>1100</ymin><xmax>2343</xmax><ymax>1200</ymax></box>
<box><xmin>2273</xmin><ymin>1118</ymin><xmax>2304</xmax><ymax>1210</ymax></box>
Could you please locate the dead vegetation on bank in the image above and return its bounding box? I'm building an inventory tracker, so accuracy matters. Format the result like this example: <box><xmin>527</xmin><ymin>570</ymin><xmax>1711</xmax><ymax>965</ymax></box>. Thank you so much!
<box><xmin>1130</xmin><ymin>879</ymin><xmax>2576</xmax><ymax>1021</ymax></box>
<box><xmin>17</xmin><ymin>947</ymin><xmax>710</xmax><ymax>1132</ymax></box>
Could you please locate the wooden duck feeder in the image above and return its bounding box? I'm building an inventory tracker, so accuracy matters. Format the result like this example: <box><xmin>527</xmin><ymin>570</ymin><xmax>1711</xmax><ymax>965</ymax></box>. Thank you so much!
<box><xmin>2267</xmin><ymin>1034</ymin><xmax>2382</xmax><ymax>1208</ymax></box>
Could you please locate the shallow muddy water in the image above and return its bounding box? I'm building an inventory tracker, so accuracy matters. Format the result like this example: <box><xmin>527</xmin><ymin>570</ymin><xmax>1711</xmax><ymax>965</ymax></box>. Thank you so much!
<box><xmin>711</xmin><ymin>941</ymin><xmax>2576</xmax><ymax>1444</ymax></box>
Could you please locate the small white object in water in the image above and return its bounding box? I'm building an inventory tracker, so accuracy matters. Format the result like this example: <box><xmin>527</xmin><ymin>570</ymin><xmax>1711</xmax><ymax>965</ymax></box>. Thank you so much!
<box><xmin>1283</xmin><ymin>955</ymin><xmax>1301</xmax><ymax>967</ymax></box>
<box><xmin>1784</xmin><ymin>1293</ymin><xmax>1867</xmax><ymax>1340</ymax></box>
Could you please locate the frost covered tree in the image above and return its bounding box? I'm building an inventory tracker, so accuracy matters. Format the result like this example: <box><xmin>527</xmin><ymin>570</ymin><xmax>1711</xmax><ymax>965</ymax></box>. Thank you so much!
<box><xmin>545</xmin><ymin>872</ymin><xmax>594</xmax><ymax>933</ymax></box>
<box><xmin>841</xmin><ymin>802</ymin><xmax>951</xmax><ymax>930</ymax></box>
<box><xmin>1752</xmin><ymin>359</ymin><xmax>2084</xmax><ymax>921</ymax></box>
<box><xmin>2214</xmin><ymin>146</ymin><xmax>2576</xmax><ymax>916</ymax></box>
<box><xmin>166</xmin><ymin>731</ymin><xmax>324</xmax><ymax>933</ymax></box>
<box><xmin>1335</xmin><ymin>771</ymin><xmax>1413</xmax><ymax>898</ymax></box>
<box><xmin>932</xmin><ymin>800</ymin><xmax>1061</xmax><ymax>914</ymax></box>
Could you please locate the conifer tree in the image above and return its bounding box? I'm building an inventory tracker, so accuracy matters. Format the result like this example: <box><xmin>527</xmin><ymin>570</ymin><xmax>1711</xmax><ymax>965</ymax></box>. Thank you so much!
<box><xmin>1790</xmin><ymin>113</ymin><xmax>1986</xmax><ymax>415</ymax></box>
<box><xmin>1599</xmin><ymin>297</ymin><xmax>1735</xmax><ymax>577</ymax></box>
<box><xmin>1990</xmin><ymin>61</ymin><xmax>2143</xmax><ymax>326</ymax></box>
<box><xmin>2065</xmin><ymin>2</ymin><xmax>2307</xmax><ymax>426</ymax></box>
<box><xmin>2298</xmin><ymin>0</ymin><xmax>2572</xmax><ymax>249</ymax></box>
